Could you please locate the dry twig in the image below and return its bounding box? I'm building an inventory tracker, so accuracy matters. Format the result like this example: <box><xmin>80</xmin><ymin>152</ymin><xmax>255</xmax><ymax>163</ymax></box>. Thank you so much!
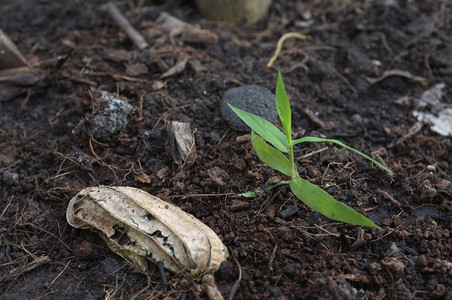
<box><xmin>107</xmin><ymin>2</ymin><xmax>148</xmax><ymax>51</ymax></box>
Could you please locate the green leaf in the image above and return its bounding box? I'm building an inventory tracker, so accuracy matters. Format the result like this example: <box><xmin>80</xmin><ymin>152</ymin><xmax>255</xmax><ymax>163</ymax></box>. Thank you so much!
<box><xmin>276</xmin><ymin>72</ymin><xmax>291</xmax><ymax>143</ymax></box>
<box><xmin>290</xmin><ymin>177</ymin><xmax>382</xmax><ymax>229</ymax></box>
<box><xmin>240</xmin><ymin>191</ymin><xmax>256</xmax><ymax>198</ymax></box>
<box><xmin>292</xmin><ymin>136</ymin><xmax>392</xmax><ymax>173</ymax></box>
<box><xmin>228</xmin><ymin>104</ymin><xmax>288</xmax><ymax>153</ymax></box>
<box><xmin>251</xmin><ymin>131</ymin><xmax>292</xmax><ymax>176</ymax></box>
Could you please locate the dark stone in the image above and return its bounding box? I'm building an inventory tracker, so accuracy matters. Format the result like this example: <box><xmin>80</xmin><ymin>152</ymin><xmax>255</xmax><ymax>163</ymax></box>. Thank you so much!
<box><xmin>278</xmin><ymin>205</ymin><xmax>300</xmax><ymax>219</ymax></box>
<box><xmin>77</xmin><ymin>261</ymin><xmax>88</xmax><ymax>271</ymax></box>
<box><xmin>221</xmin><ymin>85</ymin><xmax>277</xmax><ymax>131</ymax></box>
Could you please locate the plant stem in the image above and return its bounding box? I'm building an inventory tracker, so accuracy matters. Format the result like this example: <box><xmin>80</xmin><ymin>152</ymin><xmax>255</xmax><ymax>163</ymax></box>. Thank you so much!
<box><xmin>268</xmin><ymin>180</ymin><xmax>291</xmax><ymax>189</ymax></box>
<box><xmin>288</xmin><ymin>143</ymin><xmax>298</xmax><ymax>178</ymax></box>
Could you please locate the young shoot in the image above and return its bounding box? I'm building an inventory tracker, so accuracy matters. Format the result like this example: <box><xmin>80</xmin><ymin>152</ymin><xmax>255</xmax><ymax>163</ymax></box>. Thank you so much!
<box><xmin>229</xmin><ymin>72</ymin><xmax>392</xmax><ymax>230</ymax></box>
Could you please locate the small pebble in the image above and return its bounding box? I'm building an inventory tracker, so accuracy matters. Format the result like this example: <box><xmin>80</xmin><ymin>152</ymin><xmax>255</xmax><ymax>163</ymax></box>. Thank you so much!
<box><xmin>426</xmin><ymin>165</ymin><xmax>436</xmax><ymax>171</ymax></box>
<box><xmin>2</xmin><ymin>171</ymin><xmax>19</xmax><ymax>186</ymax></box>
<box><xmin>235</xmin><ymin>134</ymin><xmax>251</xmax><ymax>143</ymax></box>
<box><xmin>78</xmin><ymin>261</ymin><xmax>88</xmax><ymax>271</ymax></box>
<box><xmin>282</xmin><ymin>262</ymin><xmax>303</xmax><ymax>275</ymax></box>
<box><xmin>221</xmin><ymin>85</ymin><xmax>277</xmax><ymax>131</ymax></box>
<box><xmin>351</xmin><ymin>113</ymin><xmax>363</xmax><ymax>124</ymax></box>
<box><xmin>266</xmin><ymin>285</ymin><xmax>280</xmax><ymax>295</ymax></box>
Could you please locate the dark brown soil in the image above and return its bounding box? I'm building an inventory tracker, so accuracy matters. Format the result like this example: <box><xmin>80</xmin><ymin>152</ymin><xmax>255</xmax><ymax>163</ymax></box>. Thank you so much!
<box><xmin>1</xmin><ymin>1</ymin><xmax>451</xmax><ymax>299</ymax></box>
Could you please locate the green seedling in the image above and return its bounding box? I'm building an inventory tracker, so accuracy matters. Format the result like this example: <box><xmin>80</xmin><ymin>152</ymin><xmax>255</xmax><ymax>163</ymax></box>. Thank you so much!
<box><xmin>229</xmin><ymin>72</ymin><xmax>392</xmax><ymax>230</ymax></box>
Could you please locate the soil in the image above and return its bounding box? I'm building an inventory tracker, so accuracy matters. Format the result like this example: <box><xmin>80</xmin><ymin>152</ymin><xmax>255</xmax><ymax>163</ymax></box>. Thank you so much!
<box><xmin>1</xmin><ymin>1</ymin><xmax>451</xmax><ymax>299</ymax></box>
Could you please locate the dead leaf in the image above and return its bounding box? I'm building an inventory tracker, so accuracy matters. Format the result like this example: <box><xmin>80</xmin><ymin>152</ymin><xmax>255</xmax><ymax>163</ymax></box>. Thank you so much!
<box><xmin>160</xmin><ymin>58</ymin><xmax>188</xmax><ymax>79</ymax></box>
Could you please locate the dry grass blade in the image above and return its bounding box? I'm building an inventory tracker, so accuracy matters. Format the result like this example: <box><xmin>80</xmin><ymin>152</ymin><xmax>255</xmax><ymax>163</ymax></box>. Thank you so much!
<box><xmin>267</xmin><ymin>32</ymin><xmax>311</xmax><ymax>68</ymax></box>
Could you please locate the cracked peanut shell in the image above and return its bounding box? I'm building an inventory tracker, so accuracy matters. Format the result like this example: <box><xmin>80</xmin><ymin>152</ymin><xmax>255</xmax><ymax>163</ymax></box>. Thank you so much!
<box><xmin>67</xmin><ymin>186</ymin><xmax>228</xmax><ymax>275</ymax></box>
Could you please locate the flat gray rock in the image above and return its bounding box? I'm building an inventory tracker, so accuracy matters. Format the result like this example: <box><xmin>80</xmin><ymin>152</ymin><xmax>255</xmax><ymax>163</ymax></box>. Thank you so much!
<box><xmin>221</xmin><ymin>85</ymin><xmax>277</xmax><ymax>131</ymax></box>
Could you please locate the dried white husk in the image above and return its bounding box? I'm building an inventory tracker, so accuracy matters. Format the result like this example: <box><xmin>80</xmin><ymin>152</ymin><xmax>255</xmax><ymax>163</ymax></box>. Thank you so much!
<box><xmin>67</xmin><ymin>186</ymin><xmax>228</xmax><ymax>275</ymax></box>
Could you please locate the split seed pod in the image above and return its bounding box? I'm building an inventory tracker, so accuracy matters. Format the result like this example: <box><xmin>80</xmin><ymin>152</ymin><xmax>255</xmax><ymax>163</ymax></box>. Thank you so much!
<box><xmin>67</xmin><ymin>186</ymin><xmax>228</xmax><ymax>275</ymax></box>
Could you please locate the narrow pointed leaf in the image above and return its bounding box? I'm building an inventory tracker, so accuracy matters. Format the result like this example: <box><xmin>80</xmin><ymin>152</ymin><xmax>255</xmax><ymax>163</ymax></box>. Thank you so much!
<box><xmin>240</xmin><ymin>191</ymin><xmax>256</xmax><ymax>198</ymax></box>
<box><xmin>290</xmin><ymin>177</ymin><xmax>382</xmax><ymax>229</ymax></box>
<box><xmin>251</xmin><ymin>131</ymin><xmax>292</xmax><ymax>176</ymax></box>
<box><xmin>276</xmin><ymin>72</ymin><xmax>291</xmax><ymax>142</ymax></box>
<box><xmin>228</xmin><ymin>104</ymin><xmax>288</xmax><ymax>153</ymax></box>
<box><xmin>292</xmin><ymin>136</ymin><xmax>392</xmax><ymax>173</ymax></box>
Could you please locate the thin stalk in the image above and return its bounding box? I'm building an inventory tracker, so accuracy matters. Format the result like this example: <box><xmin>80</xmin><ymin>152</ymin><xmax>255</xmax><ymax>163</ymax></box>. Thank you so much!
<box><xmin>288</xmin><ymin>143</ymin><xmax>298</xmax><ymax>178</ymax></box>
<box><xmin>268</xmin><ymin>180</ymin><xmax>291</xmax><ymax>190</ymax></box>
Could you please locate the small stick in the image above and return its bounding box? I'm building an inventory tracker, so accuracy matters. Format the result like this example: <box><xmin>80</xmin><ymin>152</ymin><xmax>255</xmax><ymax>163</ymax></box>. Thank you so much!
<box><xmin>377</xmin><ymin>189</ymin><xmax>401</xmax><ymax>207</ymax></box>
<box><xmin>267</xmin><ymin>32</ymin><xmax>311</xmax><ymax>68</ymax></box>
<box><xmin>107</xmin><ymin>2</ymin><xmax>148</xmax><ymax>51</ymax></box>
<box><xmin>0</xmin><ymin>255</ymin><xmax>51</xmax><ymax>283</ymax></box>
